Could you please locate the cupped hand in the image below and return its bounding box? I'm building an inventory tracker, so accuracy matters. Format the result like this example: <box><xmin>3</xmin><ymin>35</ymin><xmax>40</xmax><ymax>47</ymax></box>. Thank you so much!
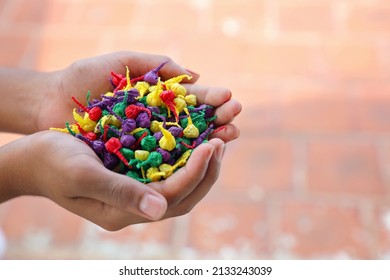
<box><xmin>1</xmin><ymin>131</ymin><xmax>225</xmax><ymax>230</ymax></box>
<box><xmin>36</xmin><ymin>51</ymin><xmax>241</xmax><ymax>143</ymax></box>
<box><xmin>17</xmin><ymin>51</ymin><xmax>242</xmax><ymax>230</ymax></box>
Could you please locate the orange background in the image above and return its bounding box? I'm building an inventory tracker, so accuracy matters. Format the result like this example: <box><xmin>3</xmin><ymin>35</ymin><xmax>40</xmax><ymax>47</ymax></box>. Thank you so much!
<box><xmin>1</xmin><ymin>0</ymin><xmax>390</xmax><ymax>259</ymax></box>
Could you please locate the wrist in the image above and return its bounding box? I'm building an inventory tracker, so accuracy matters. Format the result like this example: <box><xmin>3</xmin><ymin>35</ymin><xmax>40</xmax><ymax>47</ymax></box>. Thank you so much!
<box><xmin>24</xmin><ymin>70</ymin><xmax>59</xmax><ymax>134</ymax></box>
<box><xmin>0</xmin><ymin>67</ymin><xmax>56</xmax><ymax>134</ymax></box>
<box><xmin>0</xmin><ymin>135</ymin><xmax>33</xmax><ymax>202</ymax></box>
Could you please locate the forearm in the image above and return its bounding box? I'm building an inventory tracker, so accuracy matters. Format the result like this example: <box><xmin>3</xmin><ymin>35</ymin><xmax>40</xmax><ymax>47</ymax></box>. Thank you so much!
<box><xmin>0</xmin><ymin>67</ymin><xmax>51</xmax><ymax>134</ymax></box>
<box><xmin>0</xmin><ymin>137</ymin><xmax>28</xmax><ymax>202</ymax></box>
<box><xmin>0</xmin><ymin>132</ymin><xmax>46</xmax><ymax>202</ymax></box>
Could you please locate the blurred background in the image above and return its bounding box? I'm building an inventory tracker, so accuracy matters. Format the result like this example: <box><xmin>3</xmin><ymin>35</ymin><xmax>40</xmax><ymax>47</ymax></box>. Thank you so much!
<box><xmin>1</xmin><ymin>0</ymin><xmax>390</xmax><ymax>259</ymax></box>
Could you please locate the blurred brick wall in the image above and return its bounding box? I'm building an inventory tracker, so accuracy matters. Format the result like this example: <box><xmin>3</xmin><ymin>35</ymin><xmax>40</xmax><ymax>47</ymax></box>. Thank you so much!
<box><xmin>1</xmin><ymin>0</ymin><xmax>390</xmax><ymax>259</ymax></box>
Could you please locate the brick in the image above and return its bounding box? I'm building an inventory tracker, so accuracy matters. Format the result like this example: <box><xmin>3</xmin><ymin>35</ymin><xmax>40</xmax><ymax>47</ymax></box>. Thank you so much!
<box><xmin>9</xmin><ymin>0</ymin><xmax>49</xmax><ymax>24</ymax></box>
<box><xmin>307</xmin><ymin>138</ymin><xmax>385</xmax><ymax>195</ymax></box>
<box><xmin>213</xmin><ymin>0</ymin><xmax>265</xmax><ymax>39</ymax></box>
<box><xmin>280</xmin><ymin>96</ymin><xmax>354</xmax><ymax>133</ymax></box>
<box><xmin>1</xmin><ymin>197</ymin><xmax>84</xmax><ymax>244</ymax></box>
<box><xmin>109</xmin><ymin>35</ymin><xmax>183</xmax><ymax>60</ymax></box>
<box><xmin>127</xmin><ymin>1</ymin><xmax>199</xmax><ymax>38</ymax></box>
<box><xmin>235</xmin><ymin>104</ymin><xmax>283</xmax><ymax>133</ymax></box>
<box><xmin>239</xmin><ymin>42</ymin><xmax>318</xmax><ymax>77</ymax></box>
<box><xmin>377</xmin><ymin>207</ymin><xmax>390</xmax><ymax>258</ymax></box>
<box><xmin>229</xmin><ymin>88</ymin><xmax>271</xmax><ymax>108</ymax></box>
<box><xmin>278</xmin><ymin>201</ymin><xmax>372</xmax><ymax>258</ymax></box>
<box><xmin>188</xmin><ymin>201</ymin><xmax>268</xmax><ymax>257</ymax></box>
<box><xmin>231</xmin><ymin>77</ymin><xmax>347</xmax><ymax>108</ymax></box>
<box><xmin>319</xmin><ymin>39</ymin><xmax>382</xmax><ymax>80</ymax></box>
<box><xmin>238</xmin><ymin>94</ymin><xmax>355</xmax><ymax>134</ymax></box>
<box><xmin>352</xmin><ymin>99</ymin><xmax>390</xmax><ymax>132</ymax></box>
<box><xmin>1</xmin><ymin>0</ymin><xmax>389</xmax><ymax>260</ymax></box>
<box><xmin>348</xmin><ymin>4</ymin><xmax>390</xmax><ymax>34</ymax></box>
<box><xmin>66</xmin><ymin>0</ymin><xmax>137</xmax><ymax>28</ymax></box>
<box><xmin>0</xmin><ymin>31</ymin><xmax>32</xmax><ymax>67</ymax></box>
<box><xmin>177</xmin><ymin>35</ymin><xmax>242</xmax><ymax>74</ymax></box>
<box><xmin>272</xmin><ymin>44</ymin><xmax>319</xmax><ymax>76</ymax></box>
<box><xmin>277</xmin><ymin>0</ymin><xmax>331</xmax><ymax>4</ymax></box>
<box><xmin>217</xmin><ymin>136</ymin><xmax>293</xmax><ymax>194</ymax></box>
<box><xmin>350</xmin><ymin>83</ymin><xmax>390</xmax><ymax>100</ymax></box>
<box><xmin>35</xmin><ymin>35</ymin><xmax>102</xmax><ymax>70</ymax></box>
<box><xmin>279</xmin><ymin>2</ymin><xmax>333</xmax><ymax>34</ymax></box>
<box><xmin>0</xmin><ymin>0</ymin><xmax>7</xmax><ymax>9</ymax></box>
<box><xmin>183</xmin><ymin>39</ymin><xmax>318</xmax><ymax>82</ymax></box>
<box><xmin>43</xmin><ymin>0</ymin><xmax>71</xmax><ymax>25</ymax></box>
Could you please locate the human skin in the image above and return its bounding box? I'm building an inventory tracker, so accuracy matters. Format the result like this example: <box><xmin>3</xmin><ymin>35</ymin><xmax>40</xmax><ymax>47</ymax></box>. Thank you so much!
<box><xmin>0</xmin><ymin>51</ymin><xmax>241</xmax><ymax>230</ymax></box>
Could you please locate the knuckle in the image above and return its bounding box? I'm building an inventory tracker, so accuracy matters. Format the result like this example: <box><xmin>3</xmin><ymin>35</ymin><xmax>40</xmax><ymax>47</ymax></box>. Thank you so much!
<box><xmin>175</xmin><ymin>203</ymin><xmax>195</xmax><ymax>217</ymax></box>
<box><xmin>68</xmin><ymin>59</ymin><xmax>89</xmax><ymax>77</ymax></box>
<box><xmin>158</xmin><ymin>55</ymin><xmax>172</xmax><ymax>63</ymax></box>
<box><xmin>107</xmin><ymin>182</ymin><xmax>128</xmax><ymax>209</ymax></box>
<box><xmin>99</xmin><ymin>220</ymin><xmax>126</xmax><ymax>231</ymax></box>
<box><xmin>103</xmin><ymin>221</ymin><xmax>126</xmax><ymax>231</ymax></box>
<box><xmin>68</xmin><ymin>60</ymin><xmax>83</xmax><ymax>73</ymax></box>
<box><xmin>94</xmin><ymin>204</ymin><xmax>129</xmax><ymax>231</ymax></box>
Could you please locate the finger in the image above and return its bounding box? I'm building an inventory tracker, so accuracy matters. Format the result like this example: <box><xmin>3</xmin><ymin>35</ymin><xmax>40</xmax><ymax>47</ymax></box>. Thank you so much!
<box><xmin>213</xmin><ymin>98</ymin><xmax>242</xmax><ymax>126</ymax></box>
<box><xmin>72</xmin><ymin>164</ymin><xmax>168</xmax><ymax>221</ymax></box>
<box><xmin>210</xmin><ymin>123</ymin><xmax>241</xmax><ymax>143</ymax></box>
<box><xmin>183</xmin><ymin>84</ymin><xmax>232</xmax><ymax>107</ymax></box>
<box><xmin>149</xmin><ymin>141</ymin><xmax>215</xmax><ymax>207</ymax></box>
<box><xmin>62</xmin><ymin>196</ymin><xmax>148</xmax><ymax>231</ymax></box>
<box><xmin>165</xmin><ymin>138</ymin><xmax>225</xmax><ymax>218</ymax></box>
<box><xmin>114</xmin><ymin>51</ymin><xmax>200</xmax><ymax>83</ymax></box>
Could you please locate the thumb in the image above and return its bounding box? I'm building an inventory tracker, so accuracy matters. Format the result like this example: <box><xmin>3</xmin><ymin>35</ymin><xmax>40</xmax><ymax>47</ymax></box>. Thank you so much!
<box><xmin>158</xmin><ymin>60</ymin><xmax>200</xmax><ymax>83</ymax></box>
<box><xmin>82</xmin><ymin>168</ymin><xmax>168</xmax><ymax>221</ymax></box>
<box><xmin>115</xmin><ymin>51</ymin><xmax>200</xmax><ymax>83</ymax></box>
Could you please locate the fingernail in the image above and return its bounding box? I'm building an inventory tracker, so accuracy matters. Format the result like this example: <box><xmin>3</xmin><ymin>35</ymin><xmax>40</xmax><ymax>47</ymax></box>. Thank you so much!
<box><xmin>139</xmin><ymin>194</ymin><xmax>167</xmax><ymax>220</ymax></box>
<box><xmin>185</xmin><ymin>68</ymin><xmax>199</xmax><ymax>76</ymax></box>
<box><xmin>215</xmin><ymin>143</ymin><xmax>225</xmax><ymax>162</ymax></box>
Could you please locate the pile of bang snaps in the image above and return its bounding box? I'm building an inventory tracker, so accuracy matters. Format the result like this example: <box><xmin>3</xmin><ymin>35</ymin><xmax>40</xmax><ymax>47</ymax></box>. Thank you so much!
<box><xmin>51</xmin><ymin>62</ymin><xmax>223</xmax><ymax>183</ymax></box>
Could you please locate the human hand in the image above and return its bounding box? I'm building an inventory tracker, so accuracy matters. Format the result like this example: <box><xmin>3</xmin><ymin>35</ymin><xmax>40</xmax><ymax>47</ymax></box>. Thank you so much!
<box><xmin>1</xmin><ymin>51</ymin><xmax>241</xmax><ymax>229</ymax></box>
<box><xmin>36</xmin><ymin>51</ymin><xmax>241</xmax><ymax>143</ymax></box>
<box><xmin>0</xmin><ymin>130</ymin><xmax>225</xmax><ymax>230</ymax></box>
